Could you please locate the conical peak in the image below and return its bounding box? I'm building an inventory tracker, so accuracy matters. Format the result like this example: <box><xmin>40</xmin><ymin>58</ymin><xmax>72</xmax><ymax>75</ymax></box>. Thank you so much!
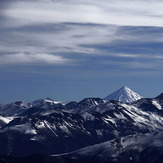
<box><xmin>122</xmin><ymin>86</ymin><xmax>128</xmax><ymax>89</ymax></box>
<box><xmin>118</xmin><ymin>86</ymin><xmax>131</xmax><ymax>94</ymax></box>
<box><xmin>104</xmin><ymin>86</ymin><xmax>143</xmax><ymax>103</ymax></box>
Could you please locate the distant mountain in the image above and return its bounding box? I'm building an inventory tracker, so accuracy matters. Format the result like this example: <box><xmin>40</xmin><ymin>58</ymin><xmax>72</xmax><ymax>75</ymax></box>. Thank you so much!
<box><xmin>65</xmin><ymin>98</ymin><xmax>105</xmax><ymax>114</ymax></box>
<box><xmin>104</xmin><ymin>86</ymin><xmax>143</xmax><ymax>103</ymax></box>
<box><xmin>0</xmin><ymin>101</ymin><xmax>29</xmax><ymax>116</ymax></box>
<box><xmin>0</xmin><ymin>98</ymin><xmax>64</xmax><ymax>117</ymax></box>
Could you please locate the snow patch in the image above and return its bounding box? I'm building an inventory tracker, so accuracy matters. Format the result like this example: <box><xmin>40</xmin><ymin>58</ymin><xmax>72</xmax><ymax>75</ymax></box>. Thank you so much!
<box><xmin>44</xmin><ymin>121</ymin><xmax>58</xmax><ymax>136</ymax></box>
<box><xmin>9</xmin><ymin>123</ymin><xmax>37</xmax><ymax>135</ymax></box>
<box><xmin>82</xmin><ymin>112</ymin><xmax>95</xmax><ymax>121</ymax></box>
<box><xmin>0</xmin><ymin>116</ymin><xmax>13</xmax><ymax>124</ymax></box>
<box><xmin>152</xmin><ymin>100</ymin><xmax>162</xmax><ymax>110</ymax></box>
<box><xmin>36</xmin><ymin>121</ymin><xmax>45</xmax><ymax>128</ymax></box>
<box><xmin>103</xmin><ymin>117</ymin><xmax>116</xmax><ymax>125</ymax></box>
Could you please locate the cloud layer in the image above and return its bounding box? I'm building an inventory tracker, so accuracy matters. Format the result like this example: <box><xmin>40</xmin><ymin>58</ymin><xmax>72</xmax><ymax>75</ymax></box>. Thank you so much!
<box><xmin>2</xmin><ymin>0</ymin><xmax>163</xmax><ymax>27</ymax></box>
<box><xmin>0</xmin><ymin>0</ymin><xmax>163</xmax><ymax>73</ymax></box>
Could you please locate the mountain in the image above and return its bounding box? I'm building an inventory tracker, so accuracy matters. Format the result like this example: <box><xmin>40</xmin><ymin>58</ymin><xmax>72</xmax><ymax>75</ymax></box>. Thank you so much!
<box><xmin>1</xmin><ymin>90</ymin><xmax>163</xmax><ymax>162</ymax></box>
<box><xmin>0</xmin><ymin>104</ymin><xmax>3</xmax><ymax>108</ymax></box>
<box><xmin>2</xmin><ymin>133</ymin><xmax>163</xmax><ymax>163</ymax></box>
<box><xmin>0</xmin><ymin>98</ymin><xmax>64</xmax><ymax>117</ymax></box>
<box><xmin>132</xmin><ymin>93</ymin><xmax>163</xmax><ymax>112</ymax></box>
<box><xmin>29</xmin><ymin>97</ymin><xmax>61</xmax><ymax>108</ymax></box>
<box><xmin>0</xmin><ymin>96</ymin><xmax>163</xmax><ymax>157</ymax></box>
<box><xmin>0</xmin><ymin>101</ymin><xmax>29</xmax><ymax>116</ymax></box>
<box><xmin>59</xmin><ymin>132</ymin><xmax>163</xmax><ymax>163</ymax></box>
<box><xmin>65</xmin><ymin>98</ymin><xmax>105</xmax><ymax>114</ymax></box>
<box><xmin>104</xmin><ymin>86</ymin><xmax>143</xmax><ymax>103</ymax></box>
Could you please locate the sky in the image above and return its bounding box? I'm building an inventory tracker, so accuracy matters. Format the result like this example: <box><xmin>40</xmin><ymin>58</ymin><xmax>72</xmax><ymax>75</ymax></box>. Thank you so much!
<box><xmin>1</xmin><ymin>0</ymin><xmax>163</xmax><ymax>104</ymax></box>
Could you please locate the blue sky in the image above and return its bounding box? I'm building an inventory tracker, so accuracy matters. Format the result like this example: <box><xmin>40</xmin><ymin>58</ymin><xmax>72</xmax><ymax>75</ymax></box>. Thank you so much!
<box><xmin>0</xmin><ymin>0</ymin><xmax>163</xmax><ymax>104</ymax></box>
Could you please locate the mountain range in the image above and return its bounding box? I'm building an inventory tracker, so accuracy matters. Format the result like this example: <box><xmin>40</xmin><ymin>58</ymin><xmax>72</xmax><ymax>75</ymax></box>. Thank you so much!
<box><xmin>0</xmin><ymin>86</ymin><xmax>163</xmax><ymax>163</ymax></box>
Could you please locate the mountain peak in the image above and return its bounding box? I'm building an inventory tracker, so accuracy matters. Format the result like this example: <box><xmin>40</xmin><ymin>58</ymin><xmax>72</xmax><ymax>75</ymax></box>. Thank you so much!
<box><xmin>104</xmin><ymin>86</ymin><xmax>143</xmax><ymax>103</ymax></box>
<box><xmin>119</xmin><ymin>86</ymin><xmax>130</xmax><ymax>91</ymax></box>
<box><xmin>122</xmin><ymin>86</ymin><xmax>128</xmax><ymax>89</ymax></box>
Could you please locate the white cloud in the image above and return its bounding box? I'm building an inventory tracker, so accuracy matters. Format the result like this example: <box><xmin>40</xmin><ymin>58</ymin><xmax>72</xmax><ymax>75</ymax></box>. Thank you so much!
<box><xmin>0</xmin><ymin>24</ymin><xmax>118</xmax><ymax>54</ymax></box>
<box><xmin>3</xmin><ymin>0</ymin><xmax>163</xmax><ymax>27</ymax></box>
<box><xmin>1</xmin><ymin>0</ymin><xmax>163</xmax><ymax>70</ymax></box>
<box><xmin>0</xmin><ymin>53</ymin><xmax>71</xmax><ymax>66</ymax></box>
<box><xmin>116</xmin><ymin>54</ymin><xmax>140</xmax><ymax>58</ymax></box>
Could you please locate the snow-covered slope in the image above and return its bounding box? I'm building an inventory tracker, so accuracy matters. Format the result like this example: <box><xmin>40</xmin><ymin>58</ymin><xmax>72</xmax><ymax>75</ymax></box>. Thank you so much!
<box><xmin>62</xmin><ymin>132</ymin><xmax>163</xmax><ymax>163</ymax></box>
<box><xmin>132</xmin><ymin>93</ymin><xmax>163</xmax><ymax>111</ymax></box>
<box><xmin>2</xmin><ymin>132</ymin><xmax>163</xmax><ymax>162</ymax></box>
<box><xmin>0</xmin><ymin>116</ymin><xmax>14</xmax><ymax>128</ymax></box>
<box><xmin>0</xmin><ymin>116</ymin><xmax>13</xmax><ymax>124</ymax></box>
<box><xmin>104</xmin><ymin>86</ymin><xmax>143</xmax><ymax>103</ymax></box>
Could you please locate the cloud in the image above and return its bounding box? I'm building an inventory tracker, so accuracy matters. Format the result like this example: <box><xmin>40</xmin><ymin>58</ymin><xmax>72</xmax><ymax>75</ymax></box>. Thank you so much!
<box><xmin>1</xmin><ymin>1</ymin><xmax>163</xmax><ymax>73</ymax></box>
<box><xmin>0</xmin><ymin>23</ymin><xmax>118</xmax><ymax>54</ymax></box>
<box><xmin>116</xmin><ymin>54</ymin><xmax>140</xmax><ymax>58</ymax></box>
<box><xmin>0</xmin><ymin>22</ymin><xmax>163</xmax><ymax>71</ymax></box>
<box><xmin>0</xmin><ymin>53</ymin><xmax>71</xmax><ymax>66</ymax></box>
<box><xmin>2</xmin><ymin>0</ymin><xmax>163</xmax><ymax>27</ymax></box>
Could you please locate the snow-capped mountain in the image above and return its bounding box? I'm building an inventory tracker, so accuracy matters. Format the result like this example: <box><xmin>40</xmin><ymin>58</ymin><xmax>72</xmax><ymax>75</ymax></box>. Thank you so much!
<box><xmin>0</xmin><ymin>95</ymin><xmax>163</xmax><ymax>157</ymax></box>
<box><xmin>29</xmin><ymin>97</ymin><xmax>61</xmax><ymax>108</ymax></box>
<box><xmin>1</xmin><ymin>89</ymin><xmax>163</xmax><ymax>162</ymax></box>
<box><xmin>132</xmin><ymin>93</ymin><xmax>163</xmax><ymax>112</ymax></box>
<box><xmin>0</xmin><ymin>98</ymin><xmax>64</xmax><ymax>117</ymax></box>
<box><xmin>104</xmin><ymin>86</ymin><xmax>143</xmax><ymax>103</ymax></box>
<box><xmin>0</xmin><ymin>101</ymin><xmax>29</xmax><ymax>116</ymax></box>
<box><xmin>65</xmin><ymin>98</ymin><xmax>106</xmax><ymax>114</ymax></box>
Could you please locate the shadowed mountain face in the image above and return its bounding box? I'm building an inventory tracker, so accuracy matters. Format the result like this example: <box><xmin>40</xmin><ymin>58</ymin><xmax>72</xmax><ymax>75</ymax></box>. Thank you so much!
<box><xmin>1</xmin><ymin>133</ymin><xmax>163</xmax><ymax>163</ymax></box>
<box><xmin>58</xmin><ymin>132</ymin><xmax>163</xmax><ymax>163</ymax></box>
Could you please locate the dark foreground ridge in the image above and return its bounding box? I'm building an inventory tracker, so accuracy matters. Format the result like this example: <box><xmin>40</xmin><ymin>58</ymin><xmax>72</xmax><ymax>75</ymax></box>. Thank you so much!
<box><xmin>0</xmin><ymin>155</ymin><xmax>92</xmax><ymax>163</ymax></box>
